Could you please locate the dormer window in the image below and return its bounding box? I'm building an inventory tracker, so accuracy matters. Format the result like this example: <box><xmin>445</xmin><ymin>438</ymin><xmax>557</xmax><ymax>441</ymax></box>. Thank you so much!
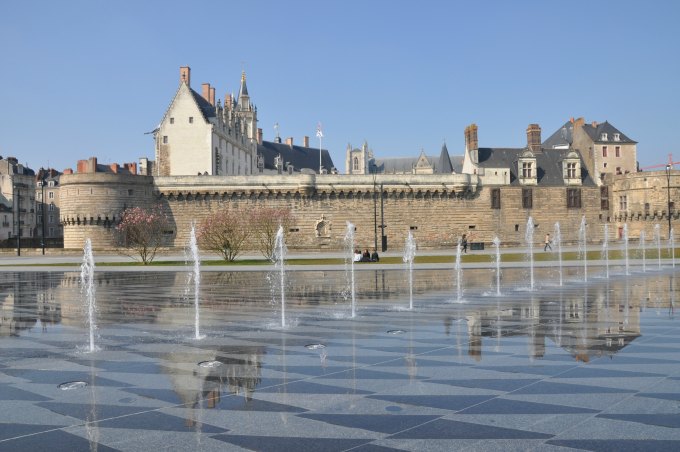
<box><xmin>518</xmin><ymin>150</ymin><xmax>537</xmax><ymax>186</ymax></box>
<box><xmin>562</xmin><ymin>150</ymin><xmax>582</xmax><ymax>186</ymax></box>
<box><xmin>613</xmin><ymin>133</ymin><xmax>620</xmax><ymax>141</ymax></box>
<box><xmin>601</xmin><ymin>133</ymin><xmax>608</xmax><ymax>141</ymax></box>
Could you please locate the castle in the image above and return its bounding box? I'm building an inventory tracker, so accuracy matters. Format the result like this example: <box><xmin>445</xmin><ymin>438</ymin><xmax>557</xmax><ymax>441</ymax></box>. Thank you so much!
<box><xmin>55</xmin><ymin>66</ymin><xmax>678</xmax><ymax>252</ymax></box>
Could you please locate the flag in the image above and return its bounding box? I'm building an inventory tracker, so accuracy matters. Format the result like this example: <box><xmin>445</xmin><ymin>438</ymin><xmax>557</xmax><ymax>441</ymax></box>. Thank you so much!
<box><xmin>316</xmin><ymin>122</ymin><xmax>323</xmax><ymax>138</ymax></box>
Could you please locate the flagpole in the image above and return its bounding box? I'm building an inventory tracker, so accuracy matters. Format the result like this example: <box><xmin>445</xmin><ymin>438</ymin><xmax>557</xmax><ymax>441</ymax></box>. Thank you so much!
<box><xmin>316</xmin><ymin>122</ymin><xmax>323</xmax><ymax>174</ymax></box>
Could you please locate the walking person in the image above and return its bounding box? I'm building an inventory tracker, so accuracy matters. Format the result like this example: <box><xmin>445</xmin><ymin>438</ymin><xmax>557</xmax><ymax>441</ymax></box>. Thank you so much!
<box><xmin>461</xmin><ymin>234</ymin><xmax>468</xmax><ymax>253</ymax></box>
<box><xmin>544</xmin><ymin>233</ymin><xmax>552</xmax><ymax>252</ymax></box>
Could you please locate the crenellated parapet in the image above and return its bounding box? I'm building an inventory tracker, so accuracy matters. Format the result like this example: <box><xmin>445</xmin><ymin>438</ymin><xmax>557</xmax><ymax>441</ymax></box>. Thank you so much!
<box><xmin>153</xmin><ymin>173</ymin><xmax>479</xmax><ymax>200</ymax></box>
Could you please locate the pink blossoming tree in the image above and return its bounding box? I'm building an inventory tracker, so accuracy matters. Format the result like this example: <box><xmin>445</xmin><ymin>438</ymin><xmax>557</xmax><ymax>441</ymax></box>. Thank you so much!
<box><xmin>197</xmin><ymin>208</ymin><xmax>250</xmax><ymax>261</ymax></box>
<box><xmin>116</xmin><ymin>206</ymin><xmax>170</xmax><ymax>264</ymax></box>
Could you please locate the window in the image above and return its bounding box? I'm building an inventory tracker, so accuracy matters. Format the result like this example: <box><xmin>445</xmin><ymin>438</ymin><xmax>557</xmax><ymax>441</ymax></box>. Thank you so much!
<box><xmin>616</xmin><ymin>167</ymin><xmax>622</xmax><ymax>175</ymax></box>
<box><xmin>522</xmin><ymin>188</ymin><xmax>533</xmax><ymax>209</ymax></box>
<box><xmin>162</xmin><ymin>135</ymin><xmax>168</xmax><ymax>144</ymax></box>
<box><xmin>49</xmin><ymin>227</ymin><xmax>54</xmax><ymax>236</ymax></box>
<box><xmin>615</xmin><ymin>146</ymin><xmax>620</xmax><ymax>157</ymax></box>
<box><xmin>600</xmin><ymin>186</ymin><xmax>609</xmax><ymax>210</ymax></box>
<box><xmin>48</xmin><ymin>215</ymin><xmax>54</xmax><ymax>223</ymax></box>
<box><xmin>566</xmin><ymin>188</ymin><xmax>581</xmax><ymax>208</ymax></box>
<box><xmin>48</xmin><ymin>191</ymin><xmax>54</xmax><ymax>199</ymax></box>
<box><xmin>619</xmin><ymin>195</ymin><xmax>627</xmax><ymax>211</ymax></box>
<box><xmin>491</xmin><ymin>188</ymin><xmax>501</xmax><ymax>209</ymax></box>
<box><xmin>353</xmin><ymin>157</ymin><xmax>359</xmax><ymax>171</ymax></box>
<box><xmin>48</xmin><ymin>203</ymin><xmax>55</xmax><ymax>211</ymax></box>
<box><xmin>189</xmin><ymin>117</ymin><xmax>194</xmax><ymax>124</ymax></box>
<box><xmin>601</xmin><ymin>133</ymin><xmax>608</xmax><ymax>141</ymax></box>
<box><xmin>567</xmin><ymin>162</ymin><xmax>577</xmax><ymax>179</ymax></box>
<box><xmin>170</xmin><ymin>117</ymin><xmax>174</xmax><ymax>124</ymax></box>
<box><xmin>613</xmin><ymin>133</ymin><xmax>620</xmax><ymax>141</ymax></box>
<box><xmin>522</xmin><ymin>162</ymin><xmax>532</xmax><ymax>178</ymax></box>
<box><xmin>37</xmin><ymin>215</ymin><xmax>42</xmax><ymax>224</ymax></box>
<box><xmin>128</xmin><ymin>189</ymin><xmax>133</xmax><ymax>196</ymax></box>
<box><xmin>602</xmin><ymin>146</ymin><xmax>608</xmax><ymax>157</ymax></box>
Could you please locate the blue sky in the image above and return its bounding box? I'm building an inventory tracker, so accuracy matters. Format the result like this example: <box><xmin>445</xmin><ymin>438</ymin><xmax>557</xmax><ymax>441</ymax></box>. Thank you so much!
<box><xmin>1</xmin><ymin>0</ymin><xmax>679</xmax><ymax>173</ymax></box>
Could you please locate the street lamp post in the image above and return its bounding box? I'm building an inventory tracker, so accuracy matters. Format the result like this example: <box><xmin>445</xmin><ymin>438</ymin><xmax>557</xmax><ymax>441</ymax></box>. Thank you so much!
<box><xmin>41</xmin><ymin>171</ymin><xmax>47</xmax><ymax>255</ymax></box>
<box><xmin>667</xmin><ymin>164</ymin><xmax>673</xmax><ymax>239</ymax></box>
<box><xmin>372</xmin><ymin>170</ymin><xmax>378</xmax><ymax>252</ymax></box>
<box><xmin>14</xmin><ymin>182</ymin><xmax>20</xmax><ymax>256</ymax></box>
<box><xmin>380</xmin><ymin>183</ymin><xmax>386</xmax><ymax>252</ymax></box>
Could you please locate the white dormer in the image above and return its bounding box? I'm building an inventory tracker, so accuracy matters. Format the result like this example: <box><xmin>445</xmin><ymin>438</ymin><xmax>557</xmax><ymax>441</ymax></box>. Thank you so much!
<box><xmin>613</xmin><ymin>133</ymin><xmax>620</xmax><ymax>141</ymax></box>
<box><xmin>518</xmin><ymin>150</ymin><xmax>537</xmax><ymax>185</ymax></box>
<box><xmin>562</xmin><ymin>150</ymin><xmax>582</xmax><ymax>186</ymax></box>
<box><xmin>601</xmin><ymin>132</ymin><xmax>608</xmax><ymax>141</ymax></box>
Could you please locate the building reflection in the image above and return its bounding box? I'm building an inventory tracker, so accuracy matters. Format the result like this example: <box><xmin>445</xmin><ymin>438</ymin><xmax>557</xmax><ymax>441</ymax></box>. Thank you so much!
<box><xmin>0</xmin><ymin>272</ymin><xmax>61</xmax><ymax>336</ymax></box>
<box><xmin>1</xmin><ymin>269</ymin><xmax>673</xmax><ymax>365</ymax></box>
<box><xmin>460</xmin><ymin>280</ymin><xmax>644</xmax><ymax>363</ymax></box>
<box><xmin>161</xmin><ymin>345</ymin><xmax>265</xmax><ymax>425</ymax></box>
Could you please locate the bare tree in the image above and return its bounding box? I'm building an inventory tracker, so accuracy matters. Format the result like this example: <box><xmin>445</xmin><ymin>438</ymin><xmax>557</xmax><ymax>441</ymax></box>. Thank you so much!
<box><xmin>249</xmin><ymin>206</ymin><xmax>293</xmax><ymax>260</ymax></box>
<box><xmin>197</xmin><ymin>208</ymin><xmax>250</xmax><ymax>261</ymax></box>
<box><xmin>116</xmin><ymin>206</ymin><xmax>169</xmax><ymax>264</ymax></box>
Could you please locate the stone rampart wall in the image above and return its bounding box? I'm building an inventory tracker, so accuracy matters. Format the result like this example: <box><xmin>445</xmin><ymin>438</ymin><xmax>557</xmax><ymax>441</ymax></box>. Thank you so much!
<box><xmin>60</xmin><ymin>172</ymin><xmax>613</xmax><ymax>250</ymax></box>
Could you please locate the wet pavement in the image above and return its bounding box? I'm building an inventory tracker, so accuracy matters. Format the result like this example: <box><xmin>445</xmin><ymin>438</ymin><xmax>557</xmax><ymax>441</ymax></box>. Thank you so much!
<box><xmin>1</xmin><ymin>265</ymin><xmax>679</xmax><ymax>451</ymax></box>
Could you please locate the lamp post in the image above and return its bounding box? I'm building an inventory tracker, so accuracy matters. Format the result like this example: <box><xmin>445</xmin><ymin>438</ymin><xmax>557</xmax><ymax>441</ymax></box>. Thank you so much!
<box><xmin>380</xmin><ymin>183</ymin><xmax>386</xmax><ymax>252</ymax></box>
<box><xmin>14</xmin><ymin>182</ymin><xmax>20</xmax><ymax>256</ymax></box>
<box><xmin>372</xmin><ymin>169</ymin><xmax>378</xmax><ymax>252</ymax></box>
<box><xmin>41</xmin><ymin>170</ymin><xmax>47</xmax><ymax>255</ymax></box>
<box><xmin>667</xmin><ymin>164</ymin><xmax>673</xmax><ymax>239</ymax></box>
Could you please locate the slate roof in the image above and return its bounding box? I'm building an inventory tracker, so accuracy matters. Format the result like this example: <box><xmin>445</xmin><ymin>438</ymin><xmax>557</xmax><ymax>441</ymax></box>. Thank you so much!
<box><xmin>372</xmin><ymin>148</ymin><xmax>461</xmax><ymax>174</ymax></box>
<box><xmin>437</xmin><ymin>144</ymin><xmax>454</xmax><ymax>174</ymax></box>
<box><xmin>543</xmin><ymin>120</ymin><xmax>636</xmax><ymax>149</ymax></box>
<box><xmin>583</xmin><ymin>121</ymin><xmax>636</xmax><ymax>144</ymax></box>
<box><xmin>542</xmin><ymin>122</ymin><xmax>574</xmax><ymax>149</ymax></box>
<box><xmin>190</xmin><ymin>89</ymin><xmax>217</xmax><ymax>121</ymax></box>
<box><xmin>257</xmin><ymin>140</ymin><xmax>335</xmax><ymax>173</ymax></box>
<box><xmin>476</xmin><ymin>147</ymin><xmax>596</xmax><ymax>186</ymax></box>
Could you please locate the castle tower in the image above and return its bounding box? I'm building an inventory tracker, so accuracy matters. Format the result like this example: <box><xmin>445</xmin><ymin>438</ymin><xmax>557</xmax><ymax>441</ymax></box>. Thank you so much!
<box><xmin>236</xmin><ymin>71</ymin><xmax>257</xmax><ymax>141</ymax></box>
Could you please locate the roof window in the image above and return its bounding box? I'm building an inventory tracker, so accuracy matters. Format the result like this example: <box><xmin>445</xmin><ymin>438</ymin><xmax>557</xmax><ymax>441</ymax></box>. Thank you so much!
<box><xmin>613</xmin><ymin>133</ymin><xmax>620</xmax><ymax>141</ymax></box>
<box><xmin>601</xmin><ymin>133</ymin><xmax>608</xmax><ymax>141</ymax></box>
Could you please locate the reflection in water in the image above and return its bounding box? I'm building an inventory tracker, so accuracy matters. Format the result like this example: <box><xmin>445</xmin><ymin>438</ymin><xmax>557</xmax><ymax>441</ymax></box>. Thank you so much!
<box><xmin>164</xmin><ymin>345</ymin><xmax>265</xmax><ymax>428</ymax></box>
<box><xmin>1</xmin><ymin>268</ymin><xmax>677</xmax><ymax>366</ymax></box>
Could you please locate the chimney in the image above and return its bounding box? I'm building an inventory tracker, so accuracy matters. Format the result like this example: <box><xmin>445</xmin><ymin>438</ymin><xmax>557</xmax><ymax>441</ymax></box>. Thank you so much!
<box><xmin>526</xmin><ymin>124</ymin><xmax>542</xmax><ymax>153</ymax></box>
<box><xmin>469</xmin><ymin>123</ymin><xmax>478</xmax><ymax>150</ymax></box>
<box><xmin>257</xmin><ymin>128</ymin><xmax>263</xmax><ymax>145</ymax></box>
<box><xmin>63</xmin><ymin>168</ymin><xmax>73</xmax><ymax>175</ymax></box>
<box><xmin>591</xmin><ymin>121</ymin><xmax>598</xmax><ymax>128</ymax></box>
<box><xmin>573</xmin><ymin>117</ymin><xmax>585</xmax><ymax>129</ymax></box>
<box><xmin>225</xmin><ymin>93</ymin><xmax>233</xmax><ymax>110</ymax></box>
<box><xmin>286</xmin><ymin>137</ymin><xmax>293</xmax><ymax>147</ymax></box>
<box><xmin>209</xmin><ymin>87</ymin><xmax>216</xmax><ymax>106</ymax></box>
<box><xmin>179</xmin><ymin>66</ymin><xmax>191</xmax><ymax>86</ymax></box>
<box><xmin>464</xmin><ymin>125</ymin><xmax>470</xmax><ymax>150</ymax></box>
<box><xmin>201</xmin><ymin>83</ymin><xmax>211</xmax><ymax>103</ymax></box>
<box><xmin>110</xmin><ymin>163</ymin><xmax>119</xmax><ymax>173</ymax></box>
<box><xmin>303</xmin><ymin>135</ymin><xmax>309</xmax><ymax>147</ymax></box>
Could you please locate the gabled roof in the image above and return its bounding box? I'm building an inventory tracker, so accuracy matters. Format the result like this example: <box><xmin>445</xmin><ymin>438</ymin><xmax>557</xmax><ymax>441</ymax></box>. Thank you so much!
<box><xmin>189</xmin><ymin>88</ymin><xmax>216</xmax><ymax>121</ymax></box>
<box><xmin>543</xmin><ymin>120</ymin><xmax>637</xmax><ymax>148</ymax></box>
<box><xmin>476</xmin><ymin>147</ymin><xmax>596</xmax><ymax>186</ymax></box>
<box><xmin>257</xmin><ymin>140</ymin><xmax>334</xmax><ymax>173</ymax></box>
<box><xmin>583</xmin><ymin>121</ymin><xmax>636</xmax><ymax>144</ymax></box>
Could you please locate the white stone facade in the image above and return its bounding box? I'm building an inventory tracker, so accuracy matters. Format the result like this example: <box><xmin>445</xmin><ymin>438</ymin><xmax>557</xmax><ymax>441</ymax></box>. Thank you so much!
<box><xmin>154</xmin><ymin>67</ymin><xmax>257</xmax><ymax>177</ymax></box>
